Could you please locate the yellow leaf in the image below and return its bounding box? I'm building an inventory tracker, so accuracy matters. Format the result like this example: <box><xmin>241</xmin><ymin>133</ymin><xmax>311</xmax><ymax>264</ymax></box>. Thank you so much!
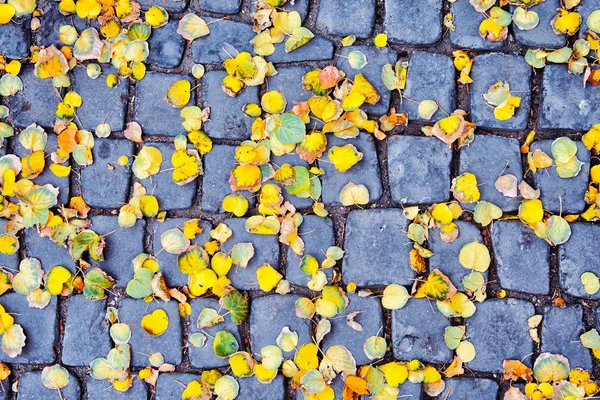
<box><xmin>0</xmin><ymin>234</ymin><xmax>18</xmax><ymax>255</ymax></box>
<box><xmin>552</xmin><ymin>9</ymin><xmax>581</xmax><ymax>35</ymax></box>
<box><xmin>141</xmin><ymin>309</ymin><xmax>169</xmax><ymax>337</ymax></box>
<box><xmin>165</xmin><ymin>80</ymin><xmax>191</xmax><ymax>108</ymax></box>
<box><xmin>295</xmin><ymin>343</ymin><xmax>319</xmax><ymax>370</ymax></box>
<box><xmin>339</xmin><ymin>182</ymin><xmax>369</xmax><ymax>206</ymax></box>
<box><xmin>373</xmin><ymin>33</ymin><xmax>388</xmax><ymax>47</ymax></box>
<box><xmin>583</xmin><ymin>124</ymin><xmax>600</xmax><ymax>152</ymax></box>
<box><xmin>49</xmin><ymin>163</ymin><xmax>71</xmax><ymax>177</ymax></box>
<box><xmin>34</xmin><ymin>45</ymin><xmax>69</xmax><ymax>79</ymax></box>
<box><xmin>0</xmin><ymin>4</ymin><xmax>16</xmax><ymax>24</ymax></box>
<box><xmin>256</xmin><ymin>264</ymin><xmax>283</xmax><ymax>292</ymax></box>
<box><xmin>494</xmin><ymin>96</ymin><xmax>521</xmax><ymax>121</ymax></box>
<box><xmin>328</xmin><ymin>144</ymin><xmax>363</xmax><ymax>172</ymax></box>
<box><xmin>413</xmin><ymin>269</ymin><xmax>456</xmax><ymax>301</ymax></box>
<box><xmin>519</xmin><ymin>199</ymin><xmax>544</xmax><ymax>224</ymax></box>
<box><xmin>431</xmin><ymin>203</ymin><xmax>453</xmax><ymax>225</ymax></box>
<box><xmin>229</xmin><ymin>165</ymin><xmax>262</xmax><ymax>192</ymax></box>
<box><xmin>451</xmin><ymin>172</ymin><xmax>480</xmax><ymax>203</ymax></box>
<box><xmin>261</xmin><ymin>90</ymin><xmax>287</xmax><ymax>114</ymax></box>
<box><xmin>458</xmin><ymin>241</ymin><xmax>490</xmax><ymax>272</ymax></box>
<box><xmin>145</xmin><ymin>5</ymin><xmax>168</xmax><ymax>28</ymax></box>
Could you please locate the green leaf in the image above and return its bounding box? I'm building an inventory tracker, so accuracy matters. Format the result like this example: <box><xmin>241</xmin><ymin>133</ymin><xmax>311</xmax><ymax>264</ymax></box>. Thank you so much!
<box><xmin>230</xmin><ymin>243</ymin><xmax>254</xmax><ymax>268</ymax></box>
<box><xmin>1</xmin><ymin>324</ymin><xmax>26</xmax><ymax>358</ymax></box>
<box><xmin>41</xmin><ymin>364</ymin><xmax>69</xmax><ymax>390</ymax></box>
<box><xmin>126</xmin><ymin>267</ymin><xmax>154</xmax><ymax>299</ymax></box>
<box><xmin>12</xmin><ymin>258</ymin><xmax>43</xmax><ymax>295</ymax></box>
<box><xmin>546</xmin><ymin>215</ymin><xmax>571</xmax><ymax>245</ymax></box>
<box><xmin>444</xmin><ymin>326</ymin><xmax>465</xmax><ymax>350</ymax></box>
<box><xmin>83</xmin><ymin>268</ymin><xmax>115</xmax><ymax>300</ymax></box>
<box><xmin>0</xmin><ymin>74</ymin><xmax>23</xmax><ymax>96</ymax></box>
<box><xmin>363</xmin><ymin>336</ymin><xmax>386</xmax><ymax>360</ymax></box>
<box><xmin>160</xmin><ymin>228</ymin><xmax>190</xmax><ymax>255</ymax></box>
<box><xmin>266</xmin><ymin>113</ymin><xmax>306</xmax><ymax>145</ymax></box>
<box><xmin>285</xmin><ymin>27</ymin><xmax>314</xmax><ymax>52</ymax></box>
<box><xmin>220</xmin><ymin>289</ymin><xmax>249</xmax><ymax>325</ymax></box>
<box><xmin>348</xmin><ymin>50</ymin><xmax>368</xmax><ymax>70</ymax></box>
<box><xmin>109</xmin><ymin>323</ymin><xmax>131</xmax><ymax>345</ymax></box>
<box><xmin>213</xmin><ymin>330</ymin><xmax>239</xmax><ymax>358</ymax></box>
<box><xmin>533</xmin><ymin>352</ymin><xmax>569</xmax><ymax>383</ymax></box>
<box><xmin>581</xmin><ymin>329</ymin><xmax>600</xmax><ymax>349</ymax></box>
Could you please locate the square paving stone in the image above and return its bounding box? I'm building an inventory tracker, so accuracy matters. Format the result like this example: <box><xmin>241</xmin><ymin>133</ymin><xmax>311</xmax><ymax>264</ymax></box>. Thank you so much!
<box><xmin>267</xmin><ymin>66</ymin><xmax>312</xmax><ymax>107</ymax></box>
<box><xmin>336</xmin><ymin>46</ymin><xmax>398</xmax><ymax>115</ymax></box>
<box><xmin>14</xmin><ymin>134</ymin><xmax>69</xmax><ymax>205</ymax></box>
<box><xmin>73</xmin><ymin>66</ymin><xmax>129</xmax><ymax>132</ymax></box>
<box><xmin>134</xmin><ymin>72</ymin><xmax>194</xmax><ymax>136</ymax></box>
<box><xmin>429</xmin><ymin>220</ymin><xmax>487</xmax><ymax>289</ymax></box>
<box><xmin>16</xmin><ymin>371</ymin><xmax>80</xmax><ymax>400</ymax></box>
<box><xmin>320</xmin><ymin>133</ymin><xmax>382</xmax><ymax>205</ymax></box>
<box><xmin>0</xmin><ymin>220</ymin><xmax>18</xmax><ymax>270</ymax></box>
<box><xmin>540</xmin><ymin>65</ymin><xmax>600</xmax><ymax>131</ymax></box>
<box><xmin>137</xmin><ymin>0</ymin><xmax>186</xmax><ymax>12</ymax></box>
<box><xmin>118</xmin><ymin>298</ymin><xmax>182</xmax><ymax>367</ymax></box>
<box><xmin>317</xmin><ymin>0</ymin><xmax>375</xmax><ymax>38</ymax></box>
<box><xmin>201</xmin><ymin>144</ymin><xmax>256</xmax><ymax>213</ymax></box>
<box><xmin>286</xmin><ymin>216</ymin><xmax>335</xmax><ymax>287</ymax></box>
<box><xmin>87</xmin><ymin>378</ymin><xmax>148</xmax><ymax>400</ymax></box>
<box><xmin>466</xmin><ymin>298</ymin><xmax>535</xmax><ymax>373</ymax></box>
<box><xmin>543</xmin><ymin>305</ymin><xmax>592</xmax><ymax>370</ymax></box>
<box><xmin>24</xmin><ymin>229</ymin><xmax>77</xmax><ymax>273</ymax></box>
<box><xmin>192</xmin><ymin>19</ymin><xmax>255</xmax><ymax>64</ymax></box>
<box><xmin>558</xmin><ymin>223</ymin><xmax>600</xmax><ymax>299</ymax></box>
<box><xmin>401</xmin><ymin>52</ymin><xmax>456</xmax><ymax>122</ymax></box>
<box><xmin>470</xmin><ymin>53</ymin><xmax>531</xmax><ymax>131</ymax></box>
<box><xmin>0</xmin><ymin>293</ymin><xmax>57</xmax><ymax>364</ymax></box>
<box><xmin>458</xmin><ymin>135</ymin><xmax>523</xmax><ymax>212</ymax></box>
<box><xmin>272</xmin><ymin>152</ymin><xmax>314</xmax><ymax>210</ymax></box>
<box><xmin>491</xmin><ymin>221</ymin><xmax>551</xmax><ymax>295</ymax></box>
<box><xmin>391</xmin><ymin>299</ymin><xmax>452</xmax><ymax>363</ymax></box>
<box><xmin>62</xmin><ymin>295</ymin><xmax>111</xmax><ymax>366</ymax></box>
<box><xmin>449</xmin><ymin>0</ymin><xmax>504</xmax><ymax>50</ymax></box>
<box><xmin>220</xmin><ymin>218</ymin><xmax>280</xmax><ymax>291</ymax></box>
<box><xmin>9</xmin><ymin>65</ymin><xmax>59</xmax><ymax>129</ymax></box>
<box><xmin>155</xmin><ymin>373</ymin><xmax>199</xmax><ymax>399</ymax></box>
<box><xmin>201</xmin><ymin>70</ymin><xmax>258</xmax><ymax>140</ymax></box>
<box><xmin>153</xmin><ymin>218</ymin><xmax>212</xmax><ymax>287</ymax></box>
<box><xmin>37</xmin><ymin>3</ymin><xmax>90</xmax><ymax>48</ymax></box>
<box><xmin>322</xmin><ymin>294</ymin><xmax>383</xmax><ymax>366</ymax></box>
<box><xmin>140</xmin><ymin>141</ymin><xmax>197</xmax><ymax>210</ymax></box>
<box><xmin>512</xmin><ymin>0</ymin><xmax>565</xmax><ymax>48</ymax></box>
<box><xmin>250</xmin><ymin>294</ymin><xmax>311</xmax><ymax>357</ymax></box>
<box><xmin>387</xmin><ymin>135</ymin><xmax>452</xmax><ymax>205</ymax></box>
<box><xmin>188</xmin><ymin>297</ymin><xmax>242</xmax><ymax>368</ymax></box>
<box><xmin>238</xmin><ymin>375</ymin><xmax>285</xmax><ymax>400</ymax></box>
<box><xmin>439</xmin><ymin>378</ymin><xmax>499</xmax><ymax>400</ymax></box>
<box><xmin>0</xmin><ymin>18</ymin><xmax>30</xmax><ymax>59</ymax></box>
<box><xmin>343</xmin><ymin>209</ymin><xmax>415</xmax><ymax>286</ymax></box>
<box><xmin>81</xmin><ymin>138</ymin><xmax>134</xmax><ymax>209</ymax></box>
<box><xmin>197</xmin><ymin>0</ymin><xmax>241</xmax><ymax>13</ymax></box>
<box><xmin>384</xmin><ymin>0</ymin><xmax>442</xmax><ymax>45</ymax></box>
<box><xmin>147</xmin><ymin>19</ymin><xmax>185</xmax><ymax>68</ymax></box>
<box><xmin>267</xmin><ymin>35</ymin><xmax>335</xmax><ymax>63</ymax></box>
<box><xmin>530</xmin><ymin>140</ymin><xmax>590</xmax><ymax>214</ymax></box>
<box><xmin>90</xmin><ymin>215</ymin><xmax>146</xmax><ymax>287</ymax></box>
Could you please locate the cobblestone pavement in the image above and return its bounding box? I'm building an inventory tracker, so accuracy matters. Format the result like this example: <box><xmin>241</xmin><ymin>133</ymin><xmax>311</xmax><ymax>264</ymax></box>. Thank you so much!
<box><xmin>1</xmin><ymin>0</ymin><xmax>600</xmax><ymax>399</ymax></box>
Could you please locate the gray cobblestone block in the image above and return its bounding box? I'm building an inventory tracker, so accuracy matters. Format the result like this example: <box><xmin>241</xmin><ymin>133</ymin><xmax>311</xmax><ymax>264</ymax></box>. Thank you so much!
<box><xmin>429</xmin><ymin>220</ymin><xmax>487</xmax><ymax>288</ymax></box>
<box><xmin>220</xmin><ymin>218</ymin><xmax>280</xmax><ymax>291</ymax></box>
<box><xmin>91</xmin><ymin>215</ymin><xmax>145</xmax><ymax>287</ymax></box>
<box><xmin>62</xmin><ymin>295</ymin><xmax>111</xmax><ymax>366</ymax></box>
<box><xmin>321</xmin><ymin>133</ymin><xmax>382</xmax><ymax>205</ymax></box>
<box><xmin>336</xmin><ymin>46</ymin><xmax>398</xmax><ymax>115</ymax></box>
<box><xmin>267</xmin><ymin>66</ymin><xmax>312</xmax><ymax>107</ymax></box>
<box><xmin>201</xmin><ymin>144</ymin><xmax>256</xmax><ymax>213</ymax></box>
<box><xmin>201</xmin><ymin>70</ymin><xmax>257</xmax><ymax>140</ymax></box>
<box><xmin>38</xmin><ymin>3</ymin><xmax>90</xmax><ymax>48</ymax></box>
<box><xmin>578</xmin><ymin>0</ymin><xmax>600</xmax><ymax>36</ymax></box>
<box><xmin>470</xmin><ymin>53</ymin><xmax>531</xmax><ymax>130</ymax></box>
<box><xmin>9</xmin><ymin>65</ymin><xmax>59</xmax><ymax>129</ymax></box>
<box><xmin>118</xmin><ymin>298</ymin><xmax>182</xmax><ymax>367</ymax></box>
<box><xmin>384</xmin><ymin>0</ymin><xmax>442</xmax><ymax>45</ymax></box>
<box><xmin>238</xmin><ymin>375</ymin><xmax>285</xmax><ymax>399</ymax></box>
<box><xmin>250</xmin><ymin>294</ymin><xmax>311</xmax><ymax>357</ymax></box>
<box><xmin>134</xmin><ymin>72</ymin><xmax>194</xmax><ymax>136</ymax></box>
<box><xmin>530</xmin><ymin>140</ymin><xmax>590</xmax><ymax>214</ymax></box>
<box><xmin>466</xmin><ymin>299</ymin><xmax>534</xmax><ymax>373</ymax></box>
<box><xmin>81</xmin><ymin>138</ymin><xmax>134</xmax><ymax>209</ymax></box>
<box><xmin>343</xmin><ymin>209</ymin><xmax>415</xmax><ymax>286</ymax></box>
<box><xmin>140</xmin><ymin>141</ymin><xmax>197</xmax><ymax>210</ymax></box>
<box><xmin>147</xmin><ymin>19</ymin><xmax>186</xmax><ymax>69</ymax></box>
<box><xmin>286</xmin><ymin>216</ymin><xmax>335</xmax><ymax>287</ymax></box>
<box><xmin>197</xmin><ymin>0</ymin><xmax>241</xmax><ymax>13</ymax></box>
<box><xmin>267</xmin><ymin>35</ymin><xmax>335</xmax><ymax>63</ymax></box>
<box><xmin>24</xmin><ymin>229</ymin><xmax>76</xmax><ymax>273</ymax></box>
<box><xmin>491</xmin><ymin>221</ymin><xmax>550</xmax><ymax>295</ymax></box>
<box><xmin>272</xmin><ymin>152</ymin><xmax>314</xmax><ymax>210</ymax></box>
<box><xmin>0</xmin><ymin>221</ymin><xmax>18</xmax><ymax>271</ymax></box>
<box><xmin>543</xmin><ymin>305</ymin><xmax>592</xmax><ymax>370</ymax></box>
<box><xmin>439</xmin><ymin>378</ymin><xmax>499</xmax><ymax>400</ymax></box>
<box><xmin>387</xmin><ymin>135</ymin><xmax>452</xmax><ymax>205</ymax></box>
<box><xmin>317</xmin><ymin>0</ymin><xmax>375</xmax><ymax>38</ymax></box>
<box><xmin>192</xmin><ymin>19</ymin><xmax>254</xmax><ymax>64</ymax></box>
<box><xmin>15</xmin><ymin>135</ymin><xmax>69</xmax><ymax>205</ymax></box>
<box><xmin>459</xmin><ymin>135</ymin><xmax>523</xmax><ymax>212</ymax></box>
<box><xmin>188</xmin><ymin>297</ymin><xmax>241</xmax><ymax>368</ymax></box>
<box><xmin>559</xmin><ymin>223</ymin><xmax>600</xmax><ymax>299</ymax></box>
<box><xmin>322</xmin><ymin>294</ymin><xmax>383</xmax><ymax>366</ymax></box>
<box><xmin>137</xmin><ymin>0</ymin><xmax>186</xmax><ymax>12</ymax></box>
<box><xmin>87</xmin><ymin>378</ymin><xmax>148</xmax><ymax>399</ymax></box>
<box><xmin>155</xmin><ymin>373</ymin><xmax>199</xmax><ymax>399</ymax></box>
<box><xmin>512</xmin><ymin>0</ymin><xmax>565</xmax><ymax>48</ymax></box>
<box><xmin>401</xmin><ymin>52</ymin><xmax>455</xmax><ymax>121</ymax></box>
<box><xmin>391</xmin><ymin>299</ymin><xmax>452</xmax><ymax>363</ymax></box>
<box><xmin>16</xmin><ymin>371</ymin><xmax>80</xmax><ymax>400</ymax></box>
<box><xmin>0</xmin><ymin>18</ymin><xmax>30</xmax><ymax>59</ymax></box>
<box><xmin>540</xmin><ymin>64</ymin><xmax>600</xmax><ymax>130</ymax></box>
<box><xmin>251</xmin><ymin>0</ymin><xmax>309</xmax><ymax>21</ymax></box>
<box><xmin>449</xmin><ymin>0</ymin><xmax>503</xmax><ymax>50</ymax></box>
<box><xmin>0</xmin><ymin>293</ymin><xmax>57</xmax><ymax>364</ymax></box>
<box><xmin>73</xmin><ymin>65</ymin><xmax>129</xmax><ymax>132</ymax></box>
<box><xmin>153</xmin><ymin>218</ymin><xmax>212</xmax><ymax>287</ymax></box>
